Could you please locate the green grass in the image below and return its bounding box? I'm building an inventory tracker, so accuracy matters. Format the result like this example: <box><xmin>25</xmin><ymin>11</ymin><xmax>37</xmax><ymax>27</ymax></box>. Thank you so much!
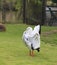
<box><xmin>0</xmin><ymin>24</ymin><xmax>57</xmax><ymax>65</ymax></box>
<box><xmin>41</xmin><ymin>26</ymin><xmax>57</xmax><ymax>45</ymax></box>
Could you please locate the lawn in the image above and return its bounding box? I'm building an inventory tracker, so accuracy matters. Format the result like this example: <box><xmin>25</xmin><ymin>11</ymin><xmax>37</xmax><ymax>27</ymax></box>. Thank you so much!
<box><xmin>0</xmin><ymin>24</ymin><xmax>57</xmax><ymax>65</ymax></box>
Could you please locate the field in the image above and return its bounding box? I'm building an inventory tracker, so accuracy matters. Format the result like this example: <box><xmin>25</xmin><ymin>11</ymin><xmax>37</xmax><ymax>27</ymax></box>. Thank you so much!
<box><xmin>0</xmin><ymin>24</ymin><xmax>57</xmax><ymax>65</ymax></box>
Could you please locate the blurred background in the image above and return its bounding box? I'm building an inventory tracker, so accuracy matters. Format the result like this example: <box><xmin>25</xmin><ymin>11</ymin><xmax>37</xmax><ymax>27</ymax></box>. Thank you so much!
<box><xmin>0</xmin><ymin>0</ymin><xmax>57</xmax><ymax>26</ymax></box>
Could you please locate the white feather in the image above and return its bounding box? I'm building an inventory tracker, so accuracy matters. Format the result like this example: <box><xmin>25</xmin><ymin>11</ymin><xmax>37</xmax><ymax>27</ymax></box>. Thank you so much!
<box><xmin>22</xmin><ymin>25</ymin><xmax>40</xmax><ymax>50</ymax></box>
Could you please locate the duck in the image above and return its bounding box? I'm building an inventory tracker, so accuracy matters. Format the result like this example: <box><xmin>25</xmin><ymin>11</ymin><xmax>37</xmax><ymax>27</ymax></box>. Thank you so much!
<box><xmin>22</xmin><ymin>25</ymin><xmax>40</xmax><ymax>56</ymax></box>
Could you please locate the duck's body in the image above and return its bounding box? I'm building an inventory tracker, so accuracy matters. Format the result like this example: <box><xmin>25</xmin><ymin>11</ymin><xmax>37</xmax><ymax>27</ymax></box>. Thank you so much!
<box><xmin>22</xmin><ymin>25</ymin><xmax>40</xmax><ymax>56</ymax></box>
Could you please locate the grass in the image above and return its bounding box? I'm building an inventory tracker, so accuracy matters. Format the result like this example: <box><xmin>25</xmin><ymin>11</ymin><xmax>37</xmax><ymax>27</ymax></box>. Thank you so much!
<box><xmin>41</xmin><ymin>26</ymin><xmax>57</xmax><ymax>45</ymax></box>
<box><xmin>0</xmin><ymin>24</ymin><xmax>57</xmax><ymax>65</ymax></box>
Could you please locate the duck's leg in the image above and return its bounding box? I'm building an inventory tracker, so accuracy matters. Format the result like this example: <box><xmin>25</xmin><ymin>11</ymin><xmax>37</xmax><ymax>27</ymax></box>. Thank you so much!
<box><xmin>31</xmin><ymin>50</ymin><xmax>34</xmax><ymax>56</ymax></box>
<box><xmin>29</xmin><ymin>50</ymin><xmax>34</xmax><ymax>56</ymax></box>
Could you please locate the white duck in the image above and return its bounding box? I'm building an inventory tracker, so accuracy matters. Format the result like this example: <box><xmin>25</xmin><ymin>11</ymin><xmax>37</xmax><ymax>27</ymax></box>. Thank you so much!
<box><xmin>22</xmin><ymin>25</ymin><xmax>40</xmax><ymax>56</ymax></box>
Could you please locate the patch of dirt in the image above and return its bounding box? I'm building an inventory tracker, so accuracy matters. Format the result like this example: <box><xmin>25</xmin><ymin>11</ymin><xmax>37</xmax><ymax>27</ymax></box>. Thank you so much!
<box><xmin>42</xmin><ymin>30</ymin><xmax>57</xmax><ymax>36</ymax></box>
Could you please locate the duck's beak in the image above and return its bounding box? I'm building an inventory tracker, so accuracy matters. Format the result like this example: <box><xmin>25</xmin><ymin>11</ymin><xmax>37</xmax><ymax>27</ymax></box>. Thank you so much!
<box><xmin>36</xmin><ymin>48</ymin><xmax>40</xmax><ymax>52</ymax></box>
